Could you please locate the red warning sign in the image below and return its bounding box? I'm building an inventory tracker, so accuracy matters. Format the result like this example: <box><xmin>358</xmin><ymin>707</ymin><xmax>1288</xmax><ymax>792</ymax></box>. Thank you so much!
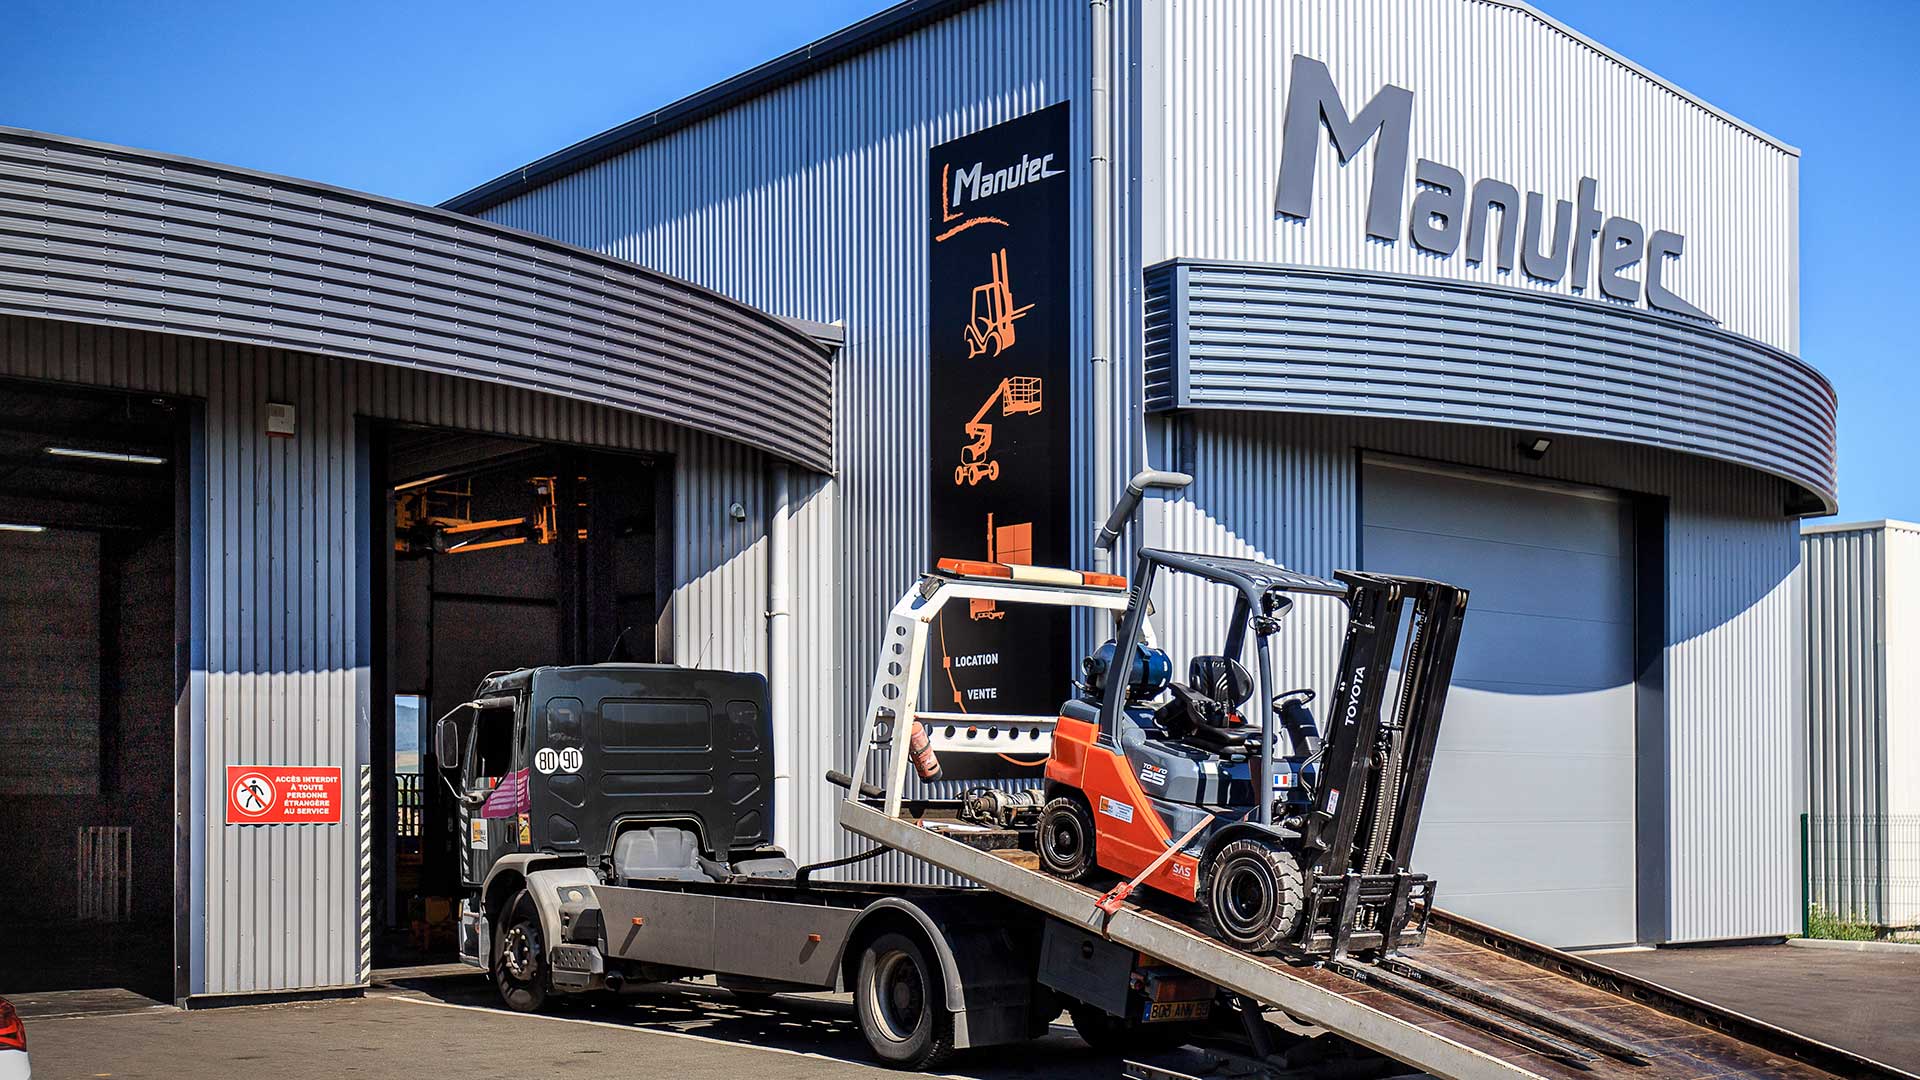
<box><xmin>226</xmin><ymin>766</ymin><xmax>342</xmax><ymax>825</ymax></box>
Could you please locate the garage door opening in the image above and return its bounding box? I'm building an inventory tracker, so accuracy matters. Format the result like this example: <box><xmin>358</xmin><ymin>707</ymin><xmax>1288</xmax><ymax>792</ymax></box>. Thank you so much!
<box><xmin>0</xmin><ymin>379</ymin><xmax>183</xmax><ymax>1002</ymax></box>
<box><xmin>369</xmin><ymin>424</ymin><xmax>670</xmax><ymax>965</ymax></box>
<box><xmin>1362</xmin><ymin>455</ymin><xmax>1653</xmax><ymax>948</ymax></box>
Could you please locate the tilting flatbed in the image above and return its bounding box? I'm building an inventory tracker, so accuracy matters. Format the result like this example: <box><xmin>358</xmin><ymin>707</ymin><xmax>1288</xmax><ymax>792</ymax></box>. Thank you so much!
<box><xmin>842</xmin><ymin>801</ymin><xmax>1912</xmax><ymax>1080</ymax></box>
<box><xmin>840</xmin><ymin>531</ymin><xmax>1916</xmax><ymax>1080</ymax></box>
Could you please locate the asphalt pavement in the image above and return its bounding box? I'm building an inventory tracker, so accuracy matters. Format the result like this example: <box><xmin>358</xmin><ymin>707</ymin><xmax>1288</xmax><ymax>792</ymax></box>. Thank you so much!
<box><xmin>20</xmin><ymin>944</ymin><xmax>1920</xmax><ymax>1079</ymax></box>
<box><xmin>20</xmin><ymin>966</ymin><xmax>1217</xmax><ymax>1080</ymax></box>
<box><xmin>1592</xmin><ymin>943</ymin><xmax>1920</xmax><ymax>1072</ymax></box>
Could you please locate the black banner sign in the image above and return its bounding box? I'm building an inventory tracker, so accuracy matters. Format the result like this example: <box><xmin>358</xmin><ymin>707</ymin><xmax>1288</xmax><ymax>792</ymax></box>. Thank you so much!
<box><xmin>927</xmin><ymin>102</ymin><xmax>1073</xmax><ymax>761</ymax></box>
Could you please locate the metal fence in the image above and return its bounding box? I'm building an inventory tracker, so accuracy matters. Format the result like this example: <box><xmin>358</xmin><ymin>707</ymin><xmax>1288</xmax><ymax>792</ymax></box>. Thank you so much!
<box><xmin>396</xmin><ymin>773</ymin><xmax>423</xmax><ymax>840</ymax></box>
<box><xmin>1802</xmin><ymin>813</ymin><xmax>1920</xmax><ymax>933</ymax></box>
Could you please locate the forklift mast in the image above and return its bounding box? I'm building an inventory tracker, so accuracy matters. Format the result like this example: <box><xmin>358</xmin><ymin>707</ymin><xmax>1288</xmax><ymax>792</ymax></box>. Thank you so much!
<box><xmin>1304</xmin><ymin>573</ymin><xmax>1469</xmax><ymax>876</ymax></box>
<box><xmin>1297</xmin><ymin>571</ymin><xmax>1469</xmax><ymax>954</ymax></box>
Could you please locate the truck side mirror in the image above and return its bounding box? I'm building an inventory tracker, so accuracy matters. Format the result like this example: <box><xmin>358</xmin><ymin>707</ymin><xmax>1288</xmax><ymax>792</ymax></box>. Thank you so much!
<box><xmin>435</xmin><ymin>718</ymin><xmax>461</xmax><ymax>771</ymax></box>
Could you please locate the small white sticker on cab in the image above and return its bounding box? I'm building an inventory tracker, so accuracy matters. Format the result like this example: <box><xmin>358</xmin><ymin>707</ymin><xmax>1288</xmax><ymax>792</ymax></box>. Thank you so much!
<box><xmin>1098</xmin><ymin>796</ymin><xmax>1134</xmax><ymax>824</ymax></box>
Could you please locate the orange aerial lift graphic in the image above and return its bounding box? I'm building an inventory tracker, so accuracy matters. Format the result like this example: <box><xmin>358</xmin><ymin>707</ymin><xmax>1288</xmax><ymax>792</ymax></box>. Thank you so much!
<box><xmin>964</xmin><ymin>249</ymin><xmax>1034</xmax><ymax>358</ymax></box>
<box><xmin>953</xmin><ymin>376</ymin><xmax>1042</xmax><ymax>486</ymax></box>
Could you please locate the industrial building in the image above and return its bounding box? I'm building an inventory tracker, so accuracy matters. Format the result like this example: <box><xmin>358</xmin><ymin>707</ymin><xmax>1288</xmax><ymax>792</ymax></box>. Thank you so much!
<box><xmin>0</xmin><ymin>0</ymin><xmax>1834</xmax><ymax>1004</ymax></box>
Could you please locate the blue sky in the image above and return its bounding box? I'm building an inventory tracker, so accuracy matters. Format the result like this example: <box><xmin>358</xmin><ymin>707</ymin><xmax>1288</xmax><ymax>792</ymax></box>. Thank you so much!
<box><xmin>3</xmin><ymin>0</ymin><xmax>1911</xmax><ymax>523</ymax></box>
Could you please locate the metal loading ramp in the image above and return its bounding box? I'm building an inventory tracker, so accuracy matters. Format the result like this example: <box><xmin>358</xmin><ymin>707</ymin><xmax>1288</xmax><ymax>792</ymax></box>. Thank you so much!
<box><xmin>841</xmin><ymin>802</ymin><xmax>1914</xmax><ymax>1080</ymax></box>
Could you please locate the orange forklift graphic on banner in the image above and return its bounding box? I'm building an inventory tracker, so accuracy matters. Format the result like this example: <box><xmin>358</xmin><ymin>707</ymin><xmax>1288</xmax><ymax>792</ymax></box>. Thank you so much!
<box><xmin>964</xmin><ymin>249</ymin><xmax>1034</xmax><ymax>358</ymax></box>
<box><xmin>954</xmin><ymin>376</ymin><xmax>1042</xmax><ymax>485</ymax></box>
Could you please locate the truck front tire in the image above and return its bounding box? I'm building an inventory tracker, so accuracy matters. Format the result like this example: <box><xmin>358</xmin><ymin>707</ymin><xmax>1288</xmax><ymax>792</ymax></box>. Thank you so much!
<box><xmin>494</xmin><ymin>889</ymin><xmax>549</xmax><ymax>1012</ymax></box>
<box><xmin>855</xmin><ymin>931</ymin><xmax>955</xmax><ymax>1071</ymax></box>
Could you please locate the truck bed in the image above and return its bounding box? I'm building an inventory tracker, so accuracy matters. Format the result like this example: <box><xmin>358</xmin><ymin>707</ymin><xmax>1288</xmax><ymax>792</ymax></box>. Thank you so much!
<box><xmin>840</xmin><ymin>801</ymin><xmax>1914</xmax><ymax>1080</ymax></box>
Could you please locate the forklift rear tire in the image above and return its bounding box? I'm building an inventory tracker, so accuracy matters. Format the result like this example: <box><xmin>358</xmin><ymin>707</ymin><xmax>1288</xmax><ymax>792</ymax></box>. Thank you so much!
<box><xmin>1068</xmin><ymin>1003</ymin><xmax>1199</xmax><ymax>1056</ymax></box>
<box><xmin>494</xmin><ymin>889</ymin><xmax>549</xmax><ymax>1013</ymax></box>
<box><xmin>1038</xmin><ymin>795</ymin><xmax>1099</xmax><ymax>882</ymax></box>
<box><xmin>1199</xmin><ymin>839</ymin><xmax>1303</xmax><ymax>954</ymax></box>
<box><xmin>856</xmin><ymin>931</ymin><xmax>955</xmax><ymax>1071</ymax></box>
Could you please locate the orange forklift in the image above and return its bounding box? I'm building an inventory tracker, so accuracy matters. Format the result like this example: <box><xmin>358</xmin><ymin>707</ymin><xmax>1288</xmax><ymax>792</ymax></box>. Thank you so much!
<box><xmin>1035</xmin><ymin>473</ymin><xmax>1471</xmax><ymax>956</ymax></box>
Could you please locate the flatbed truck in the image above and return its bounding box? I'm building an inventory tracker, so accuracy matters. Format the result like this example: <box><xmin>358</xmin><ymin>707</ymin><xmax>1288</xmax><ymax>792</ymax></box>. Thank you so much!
<box><xmin>433</xmin><ymin>478</ymin><xmax>1917</xmax><ymax>1079</ymax></box>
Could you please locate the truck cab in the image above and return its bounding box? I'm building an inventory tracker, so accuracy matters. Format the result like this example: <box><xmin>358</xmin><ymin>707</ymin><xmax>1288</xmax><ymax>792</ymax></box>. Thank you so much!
<box><xmin>440</xmin><ymin>663</ymin><xmax>785</xmax><ymax>898</ymax></box>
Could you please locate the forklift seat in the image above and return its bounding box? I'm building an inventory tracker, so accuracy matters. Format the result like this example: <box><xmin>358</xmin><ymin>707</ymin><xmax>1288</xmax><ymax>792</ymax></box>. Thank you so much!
<box><xmin>1153</xmin><ymin>657</ymin><xmax>1259</xmax><ymax>761</ymax></box>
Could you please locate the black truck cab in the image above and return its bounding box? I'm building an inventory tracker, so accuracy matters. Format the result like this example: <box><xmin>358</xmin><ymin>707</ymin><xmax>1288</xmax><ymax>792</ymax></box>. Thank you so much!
<box><xmin>440</xmin><ymin>664</ymin><xmax>790</xmax><ymax>896</ymax></box>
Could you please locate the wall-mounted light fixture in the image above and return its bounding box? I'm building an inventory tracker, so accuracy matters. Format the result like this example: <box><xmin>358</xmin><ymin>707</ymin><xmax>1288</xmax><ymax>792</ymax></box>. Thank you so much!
<box><xmin>728</xmin><ymin>501</ymin><xmax>749</xmax><ymax>523</ymax></box>
<box><xmin>45</xmin><ymin>446</ymin><xmax>167</xmax><ymax>465</ymax></box>
<box><xmin>266</xmin><ymin>402</ymin><xmax>296</xmax><ymax>438</ymax></box>
<box><xmin>0</xmin><ymin>523</ymin><xmax>47</xmax><ymax>533</ymax></box>
<box><xmin>1519</xmin><ymin>437</ymin><xmax>1553</xmax><ymax>461</ymax></box>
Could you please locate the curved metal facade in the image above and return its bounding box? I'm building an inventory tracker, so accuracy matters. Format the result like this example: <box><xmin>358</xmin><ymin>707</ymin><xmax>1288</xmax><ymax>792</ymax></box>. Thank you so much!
<box><xmin>1143</xmin><ymin>260</ymin><xmax>1836</xmax><ymax>515</ymax></box>
<box><xmin>0</xmin><ymin>127</ymin><xmax>833</xmax><ymax>472</ymax></box>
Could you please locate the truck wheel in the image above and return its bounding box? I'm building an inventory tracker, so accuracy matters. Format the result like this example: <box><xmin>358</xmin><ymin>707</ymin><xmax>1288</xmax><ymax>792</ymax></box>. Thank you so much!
<box><xmin>494</xmin><ymin>889</ymin><xmax>549</xmax><ymax>1012</ymax></box>
<box><xmin>1199</xmin><ymin>839</ymin><xmax>1303</xmax><ymax>954</ymax></box>
<box><xmin>1068</xmin><ymin>1003</ymin><xmax>1198</xmax><ymax>1055</ymax></box>
<box><xmin>856</xmin><ymin>931</ymin><xmax>955</xmax><ymax>1071</ymax></box>
<box><xmin>1038</xmin><ymin>795</ymin><xmax>1098</xmax><ymax>882</ymax></box>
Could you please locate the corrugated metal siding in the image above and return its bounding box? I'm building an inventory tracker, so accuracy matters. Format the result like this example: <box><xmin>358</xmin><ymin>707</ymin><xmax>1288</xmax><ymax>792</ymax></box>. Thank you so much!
<box><xmin>0</xmin><ymin>127</ymin><xmax>833</xmax><ymax>472</ymax></box>
<box><xmin>0</xmin><ymin>313</ymin><xmax>829</xmax><ymax>992</ymax></box>
<box><xmin>1142</xmin><ymin>261</ymin><xmax>1836</xmax><ymax>514</ymax></box>
<box><xmin>1802</xmin><ymin>525</ymin><xmax>1888</xmax><ymax>824</ymax></box>
<box><xmin>474</xmin><ymin>0</ymin><xmax>1090</xmax><ymax>882</ymax></box>
<box><xmin>1152</xmin><ymin>411</ymin><xmax>1804</xmax><ymax>942</ymax></box>
<box><xmin>1889</xmin><ymin>525</ymin><xmax>1920</xmax><ymax>821</ymax></box>
<box><xmin>1144</xmin><ymin>0</ymin><xmax>1799</xmax><ymax>352</ymax></box>
<box><xmin>1800</xmin><ymin>521</ymin><xmax>1920</xmax><ymax>925</ymax></box>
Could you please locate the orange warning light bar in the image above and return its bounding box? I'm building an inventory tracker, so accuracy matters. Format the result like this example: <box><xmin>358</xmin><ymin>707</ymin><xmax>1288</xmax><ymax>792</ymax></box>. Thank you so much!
<box><xmin>934</xmin><ymin>558</ymin><xmax>1127</xmax><ymax>590</ymax></box>
<box><xmin>936</xmin><ymin>558</ymin><xmax>1012</xmax><ymax>578</ymax></box>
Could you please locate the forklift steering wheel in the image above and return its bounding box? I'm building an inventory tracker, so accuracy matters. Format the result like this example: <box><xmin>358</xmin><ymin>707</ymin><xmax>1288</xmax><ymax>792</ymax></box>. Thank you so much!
<box><xmin>1273</xmin><ymin>688</ymin><xmax>1315</xmax><ymax>708</ymax></box>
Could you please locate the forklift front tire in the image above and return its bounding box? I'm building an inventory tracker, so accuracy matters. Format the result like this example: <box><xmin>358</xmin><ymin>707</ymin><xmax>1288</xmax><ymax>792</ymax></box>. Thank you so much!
<box><xmin>1199</xmin><ymin>839</ymin><xmax>1303</xmax><ymax>954</ymax></box>
<box><xmin>494</xmin><ymin>889</ymin><xmax>550</xmax><ymax>1013</ymax></box>
<box><xmin>1038</xmin><ymin>795</ymin><xmax>1099</xmax><ymax>882</ymax></box>
<box><xmin>856</xmin><ymin>931</ymin><xmax>956</xmax><ymax>1071</ymax></box>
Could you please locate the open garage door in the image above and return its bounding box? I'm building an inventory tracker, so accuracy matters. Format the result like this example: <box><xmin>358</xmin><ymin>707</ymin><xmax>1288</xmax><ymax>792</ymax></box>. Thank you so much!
<box><xmin>372</xmin><ymin>426</ymin><xmax>670</xmax><ymax>964</ymax></box>
<box><xmin>0</xmin><ymin>380</ymin><xmax>182</xmax><ymax>1001</ymax></box>
<box><xmin>1362</xmin><ymin>457</ymin><xmax>1638</xmax><ymax>947</ymax></box>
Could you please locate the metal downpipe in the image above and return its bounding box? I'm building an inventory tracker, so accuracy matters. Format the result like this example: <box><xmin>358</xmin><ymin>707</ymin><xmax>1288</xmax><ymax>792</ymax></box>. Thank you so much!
<box><xmin>768</xmin><ymin>464</ymin><xmax>794</xmax><ymax>853</ymax></box>
<box><xmin>1090</xmin><ymin>0</ymin><xmax>1116</xmax><ymax>573</ymax></box>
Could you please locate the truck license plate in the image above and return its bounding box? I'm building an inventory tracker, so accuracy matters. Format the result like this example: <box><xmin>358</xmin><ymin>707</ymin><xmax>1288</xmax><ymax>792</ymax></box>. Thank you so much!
<box><xmin>1143</xmin><ymin>999</ymin><xmax>1209</xmax><ymax>1023</ymax></box>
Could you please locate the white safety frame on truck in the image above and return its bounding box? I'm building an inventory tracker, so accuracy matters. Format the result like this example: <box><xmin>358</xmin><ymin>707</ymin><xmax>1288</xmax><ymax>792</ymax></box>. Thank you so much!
<box><xmin>845</xmin><ymin>560</ymin><xmax>1139</xmax><ymax>819</ymax></box>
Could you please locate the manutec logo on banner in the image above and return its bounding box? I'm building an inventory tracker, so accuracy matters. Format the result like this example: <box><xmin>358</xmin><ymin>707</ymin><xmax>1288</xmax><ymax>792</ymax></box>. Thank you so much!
<box><xmin>952</xmin><ymin>151</ymin><xmax>1064</xmax><ymax>209</ymax></box>
<box><xmin>936</xmin><ymin>147</ymin><xmax>1067</xmax><ymax>243</ymax></box>
<box><xmin>1274</xmin><ymin>55</ymin><xmax>1710</xmax><ymax>320</ymax></box>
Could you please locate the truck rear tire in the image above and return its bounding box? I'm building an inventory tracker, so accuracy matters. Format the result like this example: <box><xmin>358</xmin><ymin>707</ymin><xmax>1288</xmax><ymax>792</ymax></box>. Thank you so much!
<box><xmin>1199</xmin><ymin>839</ymin><xmax>1303</xmax><ymax>954</ymax></box>
<box><xmin>494</xmin><ymin>889</ymin><xmax>549</xmax><ymax>1013</ymax></box>
<box><xmin>855</xmin><ymin>931</ymin><xmax>955</xmax><ymax>1071</ymax></box>
<box><xmin>1038</xmin><ymin>795</ymin><xmax>1098</xmax><ymax>882</ymax></box>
